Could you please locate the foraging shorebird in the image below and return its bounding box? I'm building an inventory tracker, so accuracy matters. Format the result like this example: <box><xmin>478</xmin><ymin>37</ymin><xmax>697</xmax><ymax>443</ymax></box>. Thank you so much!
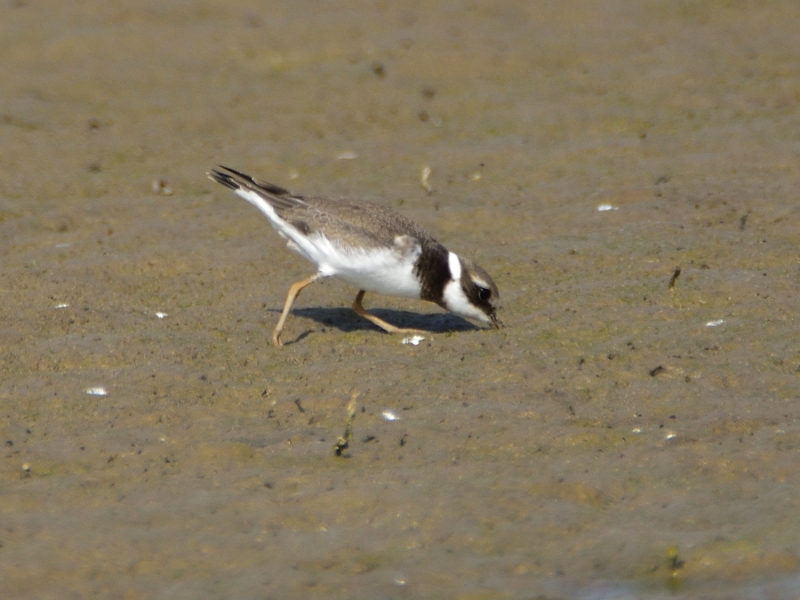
<box><xmin>207</xmin><ymin>166</ymin><xmax>500</xmax><ymax>346</ymax></box>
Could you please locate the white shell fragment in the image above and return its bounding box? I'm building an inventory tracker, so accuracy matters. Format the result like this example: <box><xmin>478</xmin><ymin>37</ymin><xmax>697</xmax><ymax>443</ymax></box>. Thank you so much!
<box><xmin>706</xmin><ymin>319</ymin><xmax>724</xmax><ymax>327</ymax></box>
<box><xmin>382</xmin><ymin>410</ymin><xmax>400</xmax><ymax>421</ymax></box>
<box><xmin>420</xmin><ymin>166</ymin><xmax>432</xmax><ymax>192</ymax></box>
<box><xmin>155</xmin><ymin>312</ymin><xmax>168</xmax><ymax>319</ymax></box>
<box><xmin>55</xmin><ymin>303</ymin><xmax>69</xmax><ymax>309</ymax></box>
<box><xmin>84</xmin><ymin>387</ymin><xmax>108</xmax><ymax>396</ymax></box>
<box><xmin>401</xmin><ymin>335</ymin><xmax>426</xmax><ymax>346</ymax></box>
<box><xmin>597</xmin><ymin>204</ymin><xmax>619</xmax><ymax>212</ymax></box>
<box><xmin>336</xmin><ymin>150</ymin><xmax>358</xmax><ymax>160</ymax></box>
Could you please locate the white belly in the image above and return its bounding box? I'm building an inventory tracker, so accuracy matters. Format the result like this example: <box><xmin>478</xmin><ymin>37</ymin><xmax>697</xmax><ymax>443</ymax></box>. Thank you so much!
<box><xmin>297</xmin><ymin>234</ymin><xmax>422</xmax><ymax>298</ymax></box>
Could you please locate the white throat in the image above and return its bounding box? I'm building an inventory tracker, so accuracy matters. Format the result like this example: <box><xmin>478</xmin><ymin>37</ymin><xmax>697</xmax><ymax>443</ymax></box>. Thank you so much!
<box><xmin>442</xmin><ymin>279</ymin><xmax>491</xmax><ymax>323</ymax></box>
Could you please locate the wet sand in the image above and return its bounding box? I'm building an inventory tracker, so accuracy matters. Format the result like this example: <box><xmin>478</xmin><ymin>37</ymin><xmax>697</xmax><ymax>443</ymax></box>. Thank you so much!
<box><xmin>2</xmin><ymin>1</ymin><xmax>800</xmax><ymax>598</ymax></box>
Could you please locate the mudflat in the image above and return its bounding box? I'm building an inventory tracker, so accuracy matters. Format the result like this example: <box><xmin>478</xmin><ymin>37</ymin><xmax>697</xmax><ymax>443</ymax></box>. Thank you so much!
<box><xmin>2</xmin><ymin>1</ymin><xmax>800</xmax><ymax>598</ymax></box>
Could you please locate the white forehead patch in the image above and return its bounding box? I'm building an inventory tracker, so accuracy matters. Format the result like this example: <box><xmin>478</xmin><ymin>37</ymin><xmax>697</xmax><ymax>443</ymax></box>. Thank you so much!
<box><xmin>447</xmin><ymin>252</ymin><xmax>462</xmax><ymax>281</ymax></box>
<box><xmin>470</xmin><ymin>275</ymin><xmax>489</xmax><ymax>289</ymax></box>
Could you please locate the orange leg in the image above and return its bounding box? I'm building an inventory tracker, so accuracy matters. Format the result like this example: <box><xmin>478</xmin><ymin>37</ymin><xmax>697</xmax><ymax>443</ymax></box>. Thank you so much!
<box><xmin>272</xmin><ymin>274</ymin><xmax>321</xmax><ymax>347</ymax></box>
<box><xmin>352</xmin><ymin>290</ymin><xmax>428</xmax><ymax>336</ymax></box>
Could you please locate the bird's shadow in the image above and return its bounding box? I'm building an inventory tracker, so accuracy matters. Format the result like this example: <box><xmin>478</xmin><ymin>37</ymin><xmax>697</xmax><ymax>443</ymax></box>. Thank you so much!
<box><xmin>271</xmin><ymin>306</ymin><xmax>479</xmax><ymax>336</ymax></box>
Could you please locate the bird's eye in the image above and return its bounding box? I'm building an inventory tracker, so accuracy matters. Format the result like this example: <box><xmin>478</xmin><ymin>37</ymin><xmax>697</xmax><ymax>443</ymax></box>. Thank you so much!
<box><xmin>477</xmin><ymin>286</ymin><xmax>492</xmax><ymax>302</ymax></box>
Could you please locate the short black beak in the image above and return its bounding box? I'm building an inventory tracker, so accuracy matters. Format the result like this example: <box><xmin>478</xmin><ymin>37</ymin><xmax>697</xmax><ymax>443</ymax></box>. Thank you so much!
<box><xmin>490</xmin><ymin>312</ymin><xmax>502</xmax><ymax>329</ymax></box>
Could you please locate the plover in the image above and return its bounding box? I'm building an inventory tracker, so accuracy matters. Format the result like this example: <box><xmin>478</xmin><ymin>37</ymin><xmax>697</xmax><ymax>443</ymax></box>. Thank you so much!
<box><xmin>208</xmin><ymin>166</ymin><xmax>500</xmax><ymax>346</ymax></box>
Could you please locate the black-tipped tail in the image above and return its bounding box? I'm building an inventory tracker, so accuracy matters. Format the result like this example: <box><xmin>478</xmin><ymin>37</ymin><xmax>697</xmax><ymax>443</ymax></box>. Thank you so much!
<box><xmin>212</xmin><ymin>166</ymin><xmax>291</xmax><ymax>195</ymax></box>
<box><xmin>207</xmin><ymin>167</ymin><xmax>241</xmax><ymax>192</ymax></box>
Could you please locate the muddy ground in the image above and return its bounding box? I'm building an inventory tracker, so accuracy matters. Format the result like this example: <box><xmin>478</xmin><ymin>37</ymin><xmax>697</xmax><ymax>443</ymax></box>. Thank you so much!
<box><xmin>2</xmin><ymin>1</ymin><xmax>800</xmax><ymax>598</ymax></box>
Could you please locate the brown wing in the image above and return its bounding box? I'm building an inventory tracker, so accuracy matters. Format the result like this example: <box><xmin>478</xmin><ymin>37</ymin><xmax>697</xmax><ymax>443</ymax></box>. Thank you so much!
<box><xmin>209</xmin><ymin>166</ymin><xmax>440</xmax><ymax>250</ymax></box>
<box><xmin>291</xmin><ymin>195</ymin><xmax>438</xmax><ymax>249</ymax></box>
